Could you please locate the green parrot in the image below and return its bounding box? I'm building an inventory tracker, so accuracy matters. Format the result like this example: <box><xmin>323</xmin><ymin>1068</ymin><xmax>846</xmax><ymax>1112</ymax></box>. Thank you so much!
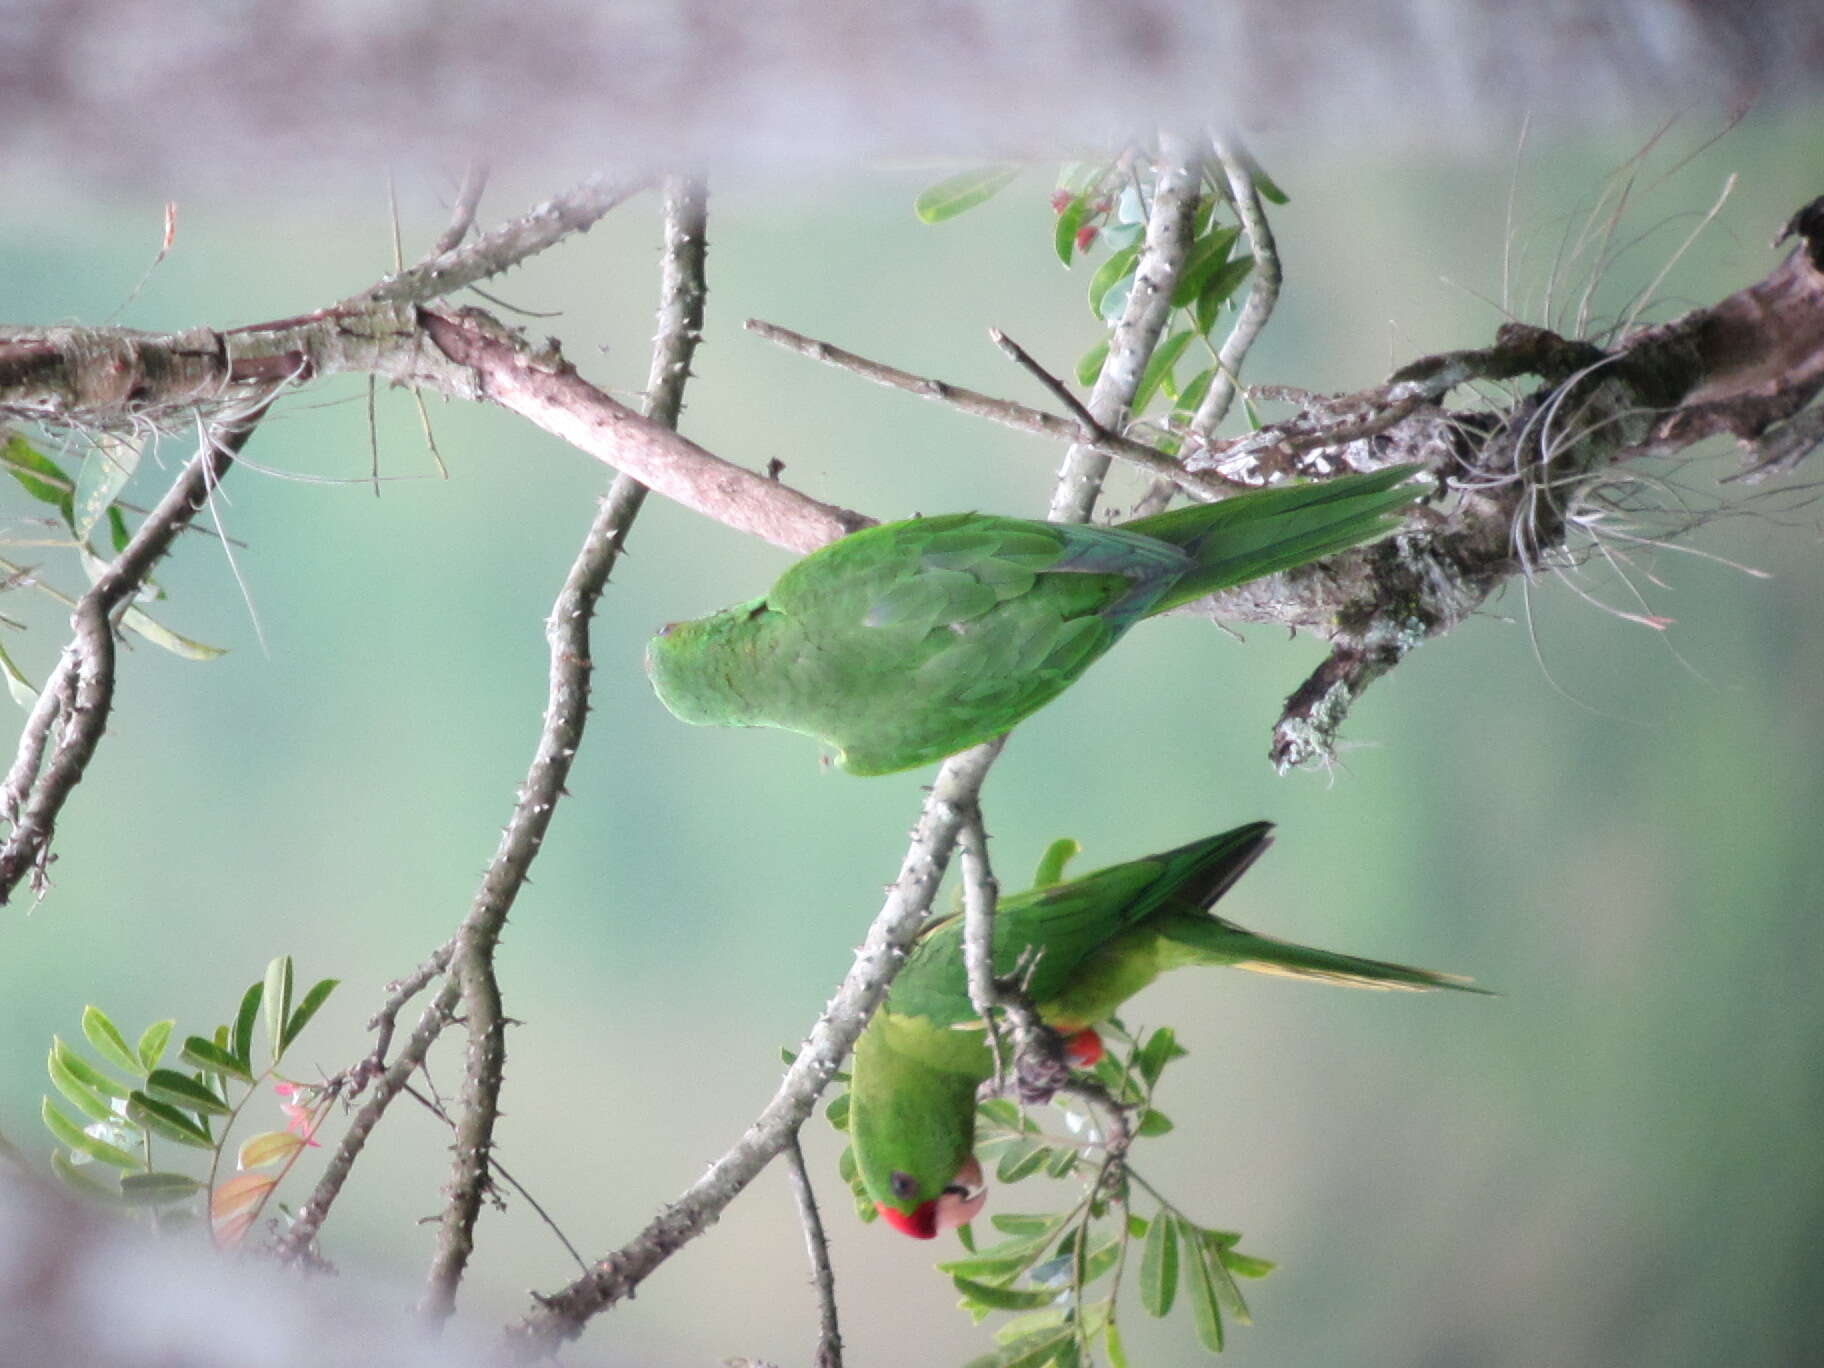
<box><xmin>848</xmin><ymin>822</ymin><xmax>1483</xmax><ymax>1238</ymax></box>
<box><xmin>646</xmin><ymin>466</ymin><xmax>1422</xmax><ymax>774</ymax></box>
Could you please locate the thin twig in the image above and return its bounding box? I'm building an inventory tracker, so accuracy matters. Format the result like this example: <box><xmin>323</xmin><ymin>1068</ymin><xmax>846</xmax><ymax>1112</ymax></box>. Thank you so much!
<box><xmin>989</xmin><ymin>329</ymin><xmax>1108</xmax><ymax>441</ymax></box>
<box><xmin>957</xmin><ymin>806</ymin><xmax>1008</xmax><ymax>1090</ymax></box>
<box><xmin>784</xmin><ymin>1134</ymin><xmax>843</xmax><ymax>1368</ymax></box>
<box><xmin>1129</xmin><ymin>131</ymin><xmax>1285</xmax><ymax>520</ymax></box>
<box><xmin>506</xmin><ymin>739</ymin><xmax>1005</xmax><ymax>1356</ymax></box>
<box><xmin>401</xmin><ymin>1082</ymin><xmax>589</xmax><ymax>1274</ymax></box>
<box><xmin>355</xmin><ymin>172</ymin><xmax>649</xmax><ymax>309</ymax></box>
<box><xmin>0</xmin><ymin>394</ymin><xmax>275</xmax><ymax>903</ymax></box>
<box><xmin>745</xmin><ymin>318</ymin><xmax>1241</xmax><ymax>502</ymax></box>
<box><xmin>1048</xmin><ymin>132</ymin><xmax>1204</xmax><ymax>523</ymax></box>
<box><xmin>432</xmin><ymin>160</ymin><xmax>492</xmax><ymax>256</ymax></box>
<box><xmin>418</xmin><ymin>175</ymin><xmax>711</xmax><ymax>1325</ymax></box>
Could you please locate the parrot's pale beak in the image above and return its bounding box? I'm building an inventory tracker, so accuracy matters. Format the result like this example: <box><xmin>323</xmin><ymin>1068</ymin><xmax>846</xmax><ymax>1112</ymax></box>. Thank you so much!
<box><xmin>933</xmin><ymin>1154</ymin><xmax>987</xmax><ymax>1232</ymax></box>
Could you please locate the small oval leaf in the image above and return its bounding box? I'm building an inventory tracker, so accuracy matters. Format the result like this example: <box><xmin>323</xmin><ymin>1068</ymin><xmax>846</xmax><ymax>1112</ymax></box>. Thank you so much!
<box><xmin>41</xmin><ymin>1098</ymin><xmax>143</xmax><ymax>1171</ymax></box>
<box><xmin>914</xmin><ymin>166</ymin><xmax>1020</xmax><ymax>224</ymax></box>
<box><xmin>81</xmin><ymin>1007</ymin><xmax>142</xmax><ymax>1076</ymax></box>
<box><xmin>120</xmin><ymin>1171</ymin><xmax>204</xmax><ymax>1205</ymax></box>
<box><xmin>238</xmin><ymin>1129</ymin><xmax>306</xmax><ymax>1171</ymax></box>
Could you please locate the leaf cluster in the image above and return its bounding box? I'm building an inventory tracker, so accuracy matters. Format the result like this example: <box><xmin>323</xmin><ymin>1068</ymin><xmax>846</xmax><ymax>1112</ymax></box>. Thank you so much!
<box><xmin>40</xmin><ymin>954</ymin><xmax>338</xmax><ymax>1246</ymax></box>
<box><xmin>0</xmin><ymin>429</ymin><xmax>226</xmax><ymax>700</ymax></box>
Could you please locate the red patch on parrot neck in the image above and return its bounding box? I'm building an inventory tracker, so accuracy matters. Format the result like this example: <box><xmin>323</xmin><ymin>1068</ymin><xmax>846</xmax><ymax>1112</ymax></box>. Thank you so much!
<box><xmin>1063</xmin><ymin>1027</ymin><xmax>1104</xmax><ymax>1068</ymax></box>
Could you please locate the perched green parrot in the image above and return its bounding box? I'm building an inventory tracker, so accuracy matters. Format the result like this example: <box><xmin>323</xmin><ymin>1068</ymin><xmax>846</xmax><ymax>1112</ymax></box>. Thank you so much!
<box><xmin>647</xmin><ymin>466</ymin><xmax>1422</xmax><ymax>774</ymax></box>
<box><xmin>848</xmin><ymin>822</ymin><xmax>1483</xmax><ymax>1238</ymax></box>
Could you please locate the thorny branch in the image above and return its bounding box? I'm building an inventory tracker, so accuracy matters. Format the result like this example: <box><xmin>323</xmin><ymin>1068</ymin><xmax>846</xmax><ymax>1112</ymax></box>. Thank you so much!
<box><xmin>506</xmin><ymin>739</ymin><xmax>1007</xmax><ymax>1357</ymax></box>
<box><xmin>0</xmin><ymin>395</ymin><xmax>276</xmax><ymax>902</ymax></box>
<box><xmin>507</xmin><ymin>159</ymin><xmax>1212</xmax><ymax>1354</ymax></box>
<box><xmin>419</xmin><ymin>174</ymin><xmax>711</xmax><ymax>1323</ymax></box>
<box><xmin>784</xmin><ymin>1134</ymin><xmax>844</xmax><ymax>1368</ymax></box>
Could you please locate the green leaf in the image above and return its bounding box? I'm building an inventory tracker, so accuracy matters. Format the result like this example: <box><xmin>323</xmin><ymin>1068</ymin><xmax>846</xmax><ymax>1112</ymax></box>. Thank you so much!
<box><xmin>51</xmin><ymin>1148</ymin><xmax>129</xmax><ymax>1203</ymax></box>
<box><xmin>825</xmin><ymin>1092</ymin><xmax>851</xmax><ymax>1131</ymax></box>
<box><xmin>81</xmin><ymin>1006</ymin><xmax>143</xmax><ymax>1076</ymax></box>
<box><xmin>1219</xmin><ymin>1247</ymin><xmax>1276</xmax><ymax>1280</ymax></box>
<box><xmin>136</xmin><ymin>1020</ymin><xmax>174</xmax><ymax>1074</ymax></box>
<box><xmin>1132</xmin><ymin>330</ymin><xmax>1195</xmax><ymax>413</ymax></box>
<box><xmin>47</xmin><ymin>1048</ymin><xmax>116</xmax><ymax>1124</ymax></box>
<box><xmin>953</xmin><ymin>1275</ymin><xmax>1064</xmax><ymax>1311</ymax></box>
<box><xmin>1252</xmin><ymin>165</ymin><xmax>1290</xmax><ymax>204</ymax></box>
<box><xmin>51</xmin><ymin>1039</ymin><xmax>130</xmax><ymax>1100</ymax></box>
<box><xmin>1140</xmin><ymin>1205</ymin><xmax>1179</xmax><ymax>1317</ymax></box>
<box><xmin>1173</xmin><ymin>366</ymin><xmax>1216</xmax><ymax>418</ymax></box>
<box><xmin>1136</xmin><ymin>1027</ymin><xmax>1186</xmax><ymax>1089</ymax></box>
<box><xmin>1135</xmin><ymin>1109</ymin><xmax>1174</xmax><ymax>1138</ymax></box>
<box><xmin>1074</xmin><ymin>340</ymin><xmax>1109</xmax><ymax>389</ymax></box>
<box><xmin>1043</xmin><ymin>1144</ymin><xmax>1079</xmax><ymax>1178</ymax></box>
<box><xmin>0</xmin><ymin>642</ymin><xmax>36</xmax><ymax>708</ymax></box>
<box><xmin>1171</xmin><ymin>226</ymin><xmax>1240</xmax><ymax>308</ymax></box>
<box><xmin>145</xmin><ymin>1068</ymin><xmax>231</xmax><ymax>1116</ymax></box>
<box><xmin>107</xmin><ymin>504</ymin><xmax>131</xmax><ymax>555</ymax></box>
<box><xmin>1104</xmin><ymin>1318</ymin><xmax>1130</xmax><ymax>1368</ymax></box>
<box><xmin>127</xmin><ymin>1092</ymin><xmax>214</xmax><ymax>1149</ymax></box>
<box><xmin>264</xmin><ymin>957</ymin><xmax>292</xmax><ymax>1061</ymax></box>
<box><xmin>996</xmin><ymin>1139</ymin><xmax>1051</xmax><ymax>1184</ymax></box>
<box><xmin>990</xmin><ymin>1212</ymin><xmax>1064</xmax><ymax>1237</ymax></box>
<box><xmin>1182</xmin><ymin>1215</ymin><xmax>1226</xmax><ymax>1353</ymax></box>
<box><xmin>1194</xmin><ymin>1229</ymin><xmax>1253</xmax><ymax>1321</ymax></box>
<box><xmin>231</xmin><ymin>981</ymin><xmax>262</xmax><ymax>1069</ymax></box>
<box><xmin>1193</xmin><ymin>255</ymin><xmax>1256</xmax><ymax>335</ymax></box>
<box><xmin>119</xmin><ymin>605</ymin><xmax>227</xmax><ymax>661</ymax></box>
<box><xmin>1078</xmin><ymin>1234</ymin><xmax>1122</xmax><ymax>1286</ymax></box>
<box><xmin>993</xmin><ymin>1307</ymin><xmax>1068</xmax><ymax>1346</ymax></box>
<box><xmin>937</xmin><ymin>1231</ymin><xmax>1058</xmax><ymax>1281</ymax></box>
<box><xmin>1029</xmin><ymin>838</ymin><xmax>1080</xmax><ymax>890</ymax></box>
<box><xmin>962</xmin><ymin>1325</ymin><xmax>1076</xmax><ymax>1368</ymax></box>
<box><xmin>1054</xmin><ymin>193</ymin><xmax>1089</xmax><ymax>265</ymax></box>
<box><xmin>1088</xmin><ymin>245</ymin><xmax>1140</xmax><ymax>320</ymax></box>
<box><xmin>837</xmin><ymin>1143</ymin><xmax>858</xmax><ymax>1184</ymax></box>
<box><xmin>914</xmin><ymin>166</ymin><xmax>1020</xmax><ymax>224</ymax></box>
<box><xmin>976</xmin><ymin>1098</ymin><xmax>1033</xmax><ymax>1133</ymax></box>
<box><xmin>41</xmin><ymin>1098</ymin><xmax>143</xmax><ymax>1170</ymax></box>
<box><xmin>71</xmin><ymin>436</ymin><xmax>140</xmax><ymax>543</ymax></box>
<box><xmin>120</xmin><ymin>1170</ymin><xmax>204</xmax><ymax>1205</ymax></box>
<box><xmin>1</xmin><ymin>434</ymin><xmax>74</xmax><ymax>522</ymax></box>
<box><xmin>181</xmin><ymin>1035</ymin><xmax>255</xmax><ymax>1084</ymax></box>
<box><xmin>281</xmin><ymin>977</ymin><xmax>339</xmax><ymax>1053</ymax></box>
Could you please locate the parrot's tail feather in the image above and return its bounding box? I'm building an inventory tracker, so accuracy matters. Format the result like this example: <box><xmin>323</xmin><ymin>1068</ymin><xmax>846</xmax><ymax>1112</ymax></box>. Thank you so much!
<box><xmin>1124</xmin><ymin>464</ymin><xmax>1425</xmax><ymax>616</ymax></box>
<box><xmin>1157</xmin><ymin>918</ymin><xmax>1492</xmax><ymax>994</ymax></box>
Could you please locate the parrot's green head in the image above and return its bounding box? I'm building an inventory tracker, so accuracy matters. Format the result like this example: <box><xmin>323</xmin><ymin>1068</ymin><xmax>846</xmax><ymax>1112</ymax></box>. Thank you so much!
<box><xmin>645</xmin><ymin>597</ymin><xmax>773</xmax><ymax>725</ymax></box>
<box><xmin>850</xmin><ymin>1013</ymin><xmax>991</xmax><ymax>1238</ymax></box>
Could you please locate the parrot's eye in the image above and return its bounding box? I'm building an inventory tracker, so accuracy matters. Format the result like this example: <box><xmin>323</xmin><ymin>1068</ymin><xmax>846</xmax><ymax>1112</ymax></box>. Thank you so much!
<box><xmin>745</xmin><ymin>602</ymin><xmax>768</xmax><ymax>621</ymax></box>
<box><xmin>889</xmin><ymin>1171</ymin><xmax>919</xmax><ymax>1202</ymax></box>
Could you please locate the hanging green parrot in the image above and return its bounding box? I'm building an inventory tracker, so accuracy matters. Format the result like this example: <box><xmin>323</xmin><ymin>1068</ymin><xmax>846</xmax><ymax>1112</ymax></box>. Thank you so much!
<box><xmin>849</xmin><ymin>821</ymin><xmax>1484</xmax><ymax>1238</ymax></box>
<box><xmin>646</xmin><ymin>466</ymin><xmax>1422</xmax><ymax>774</ymax></box>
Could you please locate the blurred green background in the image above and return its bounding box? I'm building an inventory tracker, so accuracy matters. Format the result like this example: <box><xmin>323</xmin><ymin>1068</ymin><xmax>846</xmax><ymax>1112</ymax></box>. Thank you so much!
<box><xmin>2</xmin><ymin>115</ymin><xmax>1822</xmax><ymax>1366</ymax></box>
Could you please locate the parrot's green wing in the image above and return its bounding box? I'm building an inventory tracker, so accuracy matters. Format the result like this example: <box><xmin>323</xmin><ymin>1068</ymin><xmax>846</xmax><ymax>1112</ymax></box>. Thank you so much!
<box><xmin>887</xmin><ymin>825</ymin><xmax>1275</xmax><ymax>1027</ymax></box>
<box><xmin>754</xmin><ymin>514</ymin><xmax>1199</xmax><ymax>773</ymax></box>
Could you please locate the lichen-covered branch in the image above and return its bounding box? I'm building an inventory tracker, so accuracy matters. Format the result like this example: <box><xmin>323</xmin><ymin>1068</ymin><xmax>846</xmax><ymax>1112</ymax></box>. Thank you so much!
<box><xmin>1230</xmin><ymin>194</ymin><xmax>1824</xmax><ymax>769</ymax></box>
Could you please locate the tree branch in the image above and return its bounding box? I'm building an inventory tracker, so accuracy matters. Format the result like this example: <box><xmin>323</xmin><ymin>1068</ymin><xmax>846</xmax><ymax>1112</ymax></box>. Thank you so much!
<box><xmin>419</xmin><ymin>175</ymin><xmax>711</xmax><ymax>1323</ymax></box>
<box><xmin>506</xmin><ymin>739</ymin><xmax>1006</xmax><ymax>1357</ymax></box>
<box><xmin>784</xmin><ymin>1134</ymin><xmax>844</xmax><ymax>1368</ymax></box>
<box><xmin>1048</xmin><ymin>133</ymin><xmax>1204</xmax><ymax>522</ymax></box>
<box><xmin>744</xmin><ymin>319</ymin><xmax>1242</xmax><ymax>502</ymax></box>
<box><xmin>0</xmin><ymin>396</ymin><xmax>275</xmax><ymax>903</ymax></box>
